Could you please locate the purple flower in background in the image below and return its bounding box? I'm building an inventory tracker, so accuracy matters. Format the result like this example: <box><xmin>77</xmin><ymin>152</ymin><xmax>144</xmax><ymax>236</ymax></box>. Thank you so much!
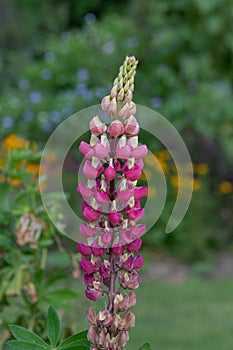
<box><xmin>2</xmin><ymin>116</ymin><xmax>14</xmax><ymax>128</ymax></box>
<box><xmin>44</xmin><ymin>52</ymin><xmax>55</xmax><ymax>63</ymax></box>
<box><xmin>151</xmin><ymin>96</ymin><xmax>163</xmax><ymax>108</ymax></box>
<box><xmin>84</xmin><ymin>13</ymin><xmax>96</xmax><ymax>24</ymax></box>
<box><xmin>41</xmin><ymin>68</ymin><xmax>52</xmax><ymax>80</ymax></box>
<box><xmin>49</xmin><ymin>111</ymin><xmax>61</xmax><ymax>123</ymax></box>
<box><xmin>77</xmin><ymin>68</ymin><xmax>89</xmax><ymax>81</ymax></box>
<box><xmin>95</xmin><ymin>87</ymin><xmax>106</xmax><ymax>99</ymax></box>
<box><xmin>29</xmin><ymin>91</ymin><xmax>42</xmax><ymax>104</ymax></box>
<box><xmin>18</xmin><ymin>79</ymin><xmax>30</xmax><ymax>90</ymax></box>
<box><xmin>23</xmin><ymin>111</ymin><xmax>34</xmax><ymax>122</ymax></box>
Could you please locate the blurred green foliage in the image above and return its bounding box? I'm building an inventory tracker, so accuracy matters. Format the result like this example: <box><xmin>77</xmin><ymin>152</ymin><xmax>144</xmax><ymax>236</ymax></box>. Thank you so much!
<box><xmin>0</xmin><ymin>0</ymin><xmax>232</xmax><ymax>261</ymax></box>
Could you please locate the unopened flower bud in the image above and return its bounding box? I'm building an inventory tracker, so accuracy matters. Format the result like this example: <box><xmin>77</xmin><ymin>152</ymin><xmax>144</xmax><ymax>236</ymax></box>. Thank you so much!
<box><xmin>90</xmin><ymin>116</ymin><xmax>107</xmax><ymax>136</ymax></box>
<box><xmin>133</xmin><ymin>254</ymin><xmax>144</xmax><ymax>270</ymax></box>
<box><xmin>124</xmin><ymin>115</ymin><xmax>139</xmax><ymax>137</ymax></box>
<box><xmin>108</xmin><ymin>120</ymin><xmax>124</xmax><ymax>138</ymax></box>
<box><xmin>101</xmin><ymin>95</ymin><xmax>111</xmax><ymax>112</ymax></box>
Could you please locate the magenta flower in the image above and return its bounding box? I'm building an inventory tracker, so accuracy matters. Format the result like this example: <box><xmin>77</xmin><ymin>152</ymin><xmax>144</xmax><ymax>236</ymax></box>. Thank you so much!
<box><xmin>77</xmin><ymin>56</ymin><xmax>148</xmax><ymax>349</ymax></box>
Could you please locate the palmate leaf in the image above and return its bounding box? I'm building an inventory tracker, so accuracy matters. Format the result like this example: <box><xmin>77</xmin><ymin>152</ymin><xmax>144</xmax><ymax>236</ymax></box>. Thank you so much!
<box><xmin>58</xmin><ymin>331</ymin><xmax>90</xmax><ymax>349</ymax></box>
<box><xmin>9</xmin><ymin>325</ymin><xmax>48</xmax><ymax>347</ymax></box>
<box><xmin>139</xmin><ymin>343</ymin><xmax>152</xmax><ymax>350</ymax></box>
<box><xmin>47</xmin><ymin>306</ymin><xmax>61</xmax><ymax>347</ymax></box>
<box><xmin>58</xmin><ymin>344</ymin><xmax>90</xmax><ymax>350</ymax></box>
<box><xmin>7</xmin><ymin>340</ymin><xmax>49</xmax><ymax>350</ymax></box>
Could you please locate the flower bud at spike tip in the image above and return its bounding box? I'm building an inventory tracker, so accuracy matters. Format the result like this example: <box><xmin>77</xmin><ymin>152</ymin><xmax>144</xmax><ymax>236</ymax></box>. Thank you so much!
<box><xmin>90</xmin><ymin>116</ymin><xmax>107</xmax><ymax>136</ymax></box>
<box><xmin>108</xmin><ymin>120</ymin><xmax>124</xmax><ymax>138</ymax></box>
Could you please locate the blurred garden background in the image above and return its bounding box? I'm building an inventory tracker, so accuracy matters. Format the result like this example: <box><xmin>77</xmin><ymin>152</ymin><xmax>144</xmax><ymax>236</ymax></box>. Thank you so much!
<box><xmin>0</xmin><ymin>0</ymin><xmax>233</xmax><ymax>349</ymax></box>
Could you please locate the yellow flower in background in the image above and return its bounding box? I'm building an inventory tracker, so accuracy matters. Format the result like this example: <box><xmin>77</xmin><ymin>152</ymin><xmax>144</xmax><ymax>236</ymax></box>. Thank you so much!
<box><xmin>145</xmin><ymin>154</ymin><xmax>155</xmax><ymax>166</ymax></box>
<box><xmin>2</xmin><ymin>134</ymin><xmax>29</xmax><ymax>151</ymax></box>
<box><xmin>8</xmin><ymin>178</ymin><xmax>22</xmax><ymax>187</ymax></box>
<box><xmin>170</xmin><ymin>174</ymin><xmax>200</xmax><ymax>191</ymax></box>
<box><xmin>0</xmin><ymin>173</ymin><xmax>5</xmax><ymax>183</ymax></box>
<box><xmin>194</xmin><ymin>163</ymin><xmax>209</xmax><ymax>175</ymax></box>
<box><xmin>26</xmin><ymin>163</ymin><xmax>40</xmax><ymax>176</ymax></box>
<box><xmin>0</xmin><ymin>158</ymin><xmax>5</xmax><ymax>169</ymax></box>
<box><xmin>219</xmin><ymin>181</ymin><xmax>232</xmax><ymax>194</ymax></box>
<box><xmin>148</xmin><ymin>186</ymin><xmax>156</xmax><ymax>198</ymax></box>
<box><xmin>193</xmin><ymin>178</ymin><xmax>201</xmax><ymax>191</ymax></box>
<box><xmin>154</xmin><ymin>150</ymin><xmax>170</xmax><ymax>161</ymax></box>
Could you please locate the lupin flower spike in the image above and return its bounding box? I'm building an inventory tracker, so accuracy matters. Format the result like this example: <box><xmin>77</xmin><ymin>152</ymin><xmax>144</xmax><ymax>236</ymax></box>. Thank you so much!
<box><xmin>77</xmin><ymin>56</ymin><xmax>148</xmax><ymax>350</ymax></box>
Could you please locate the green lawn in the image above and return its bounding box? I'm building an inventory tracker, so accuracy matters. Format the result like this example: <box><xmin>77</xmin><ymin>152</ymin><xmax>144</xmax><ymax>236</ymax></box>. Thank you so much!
<box><xmin>75</xmin><ymin>278</ymin><xmax>233</xmax><ymax>350</ymax></box>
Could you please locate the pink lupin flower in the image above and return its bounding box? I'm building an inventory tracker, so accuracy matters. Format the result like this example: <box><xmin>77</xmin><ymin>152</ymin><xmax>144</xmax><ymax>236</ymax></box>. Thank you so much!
<box><xmin>83</xmin><ymin>206</ymin><xmax>100</xmax><ymax>222</ymax></box>
<box><xmin>77</xmin><ymin>242</ymin><xmax>92</xmax><ymax>256</ymax></box>
<box><xmin>109</xmin><ymin>212</ymin><xmax>121</xmax><ymax>226</ymax></box>
<box><xmin>79</xmin><ymin>141</ymin><xmax>94</xmax><ymax>158</ymax></box>
<box><xmin>133</xmin><ymin>186</ymin><xmax>147</xmax><ymax>200</ymax></box>
<box><xmin>77</xmin><ymin>56</ymin><xmax>148</xmax><ymax>349</ymax></box>
<box><xmin>127</xmin><ymin>208</ymin><xmax>145</xmax><ymax>222</ymax></box>
<box><xmin>95</xmin><ymin>190</ymin><xmax>108</xmax><ymax>204</ymax></box>
<box><xmin>79</xmin><ymin>222</ymin><xmax>95</xmax><ymax>237</ymax></box>
<box><xmin>91</xmin><ymin>242</ymin><xmax>105</xmax><ymax>257</ymax></box>
<box><xmin>116</xmin><ymin>136</ymin><xmax>131</xmax><ymax>159</ymax></box>
<box><xmin>127</xmin><ymin>238</ymin><xmax>142</xmax><ymax>252</ymax></box>
<box><xmin>108</xmin><ymin>120</ymin><xmax>124</xmax><ymax>138</ymax></box>
<box><xmin>130</xmin><ymin>145</ymin><xmax>148</xmax><ymax>159</ymax></box>
<box><xmin>100</xmin><ymin>232</ymin><xmax>112</xmax><ymax>245</ymax></box>
<box><xmin>133</xmin><ymin>255</ymin><xmax>144</xmax><ymax>270</ymax></box>
<box><xmin>83</xmin><ymin>160</ymin><xmax>99</xmax><ymax>179</ymax></box>
<box><xmin>80</xmin><ymin>257</ymin><xmax>96</xmax><ymax>274</ymax></box>
<box><xmin>84</xmin><ymin>274</ymin><xmax>94</xmax><ymax>287</ymax></box>
<box><xmin>86</xmin><ymin>288</ymin><xmax>103</xmax><ymax>301</ymax></box>
<box><xmin>124</xmin><ymin>116</ymin><xmax>140</xmax><ymax>137</ymax></box>
<box><xmin>132</xmin><ymin>224</ymin><xmax>146</xmax><ymax>238</ymax></box>
<box><xmin>117</xmin><ymin>189</ymin><xmax>132</xmax><ymax>203</ymax></box>
<box><xmin>90</xmin><ymin>116</ymin><xmax>107</xmax><ymax>136</ymax></box>
<box><xmin>104</xmin><ymin>159</ymin><xmax>117</xmax><ymax>181</ymax></box>
<box><xmin>77</xmin><ymin>183</ymin><xmax>94</xmax><ymax>200</ymax></box>
<box><xmin>124</xmin><ymin>164</ymin><xmax>142</xmax><ymax>181</ymax></box>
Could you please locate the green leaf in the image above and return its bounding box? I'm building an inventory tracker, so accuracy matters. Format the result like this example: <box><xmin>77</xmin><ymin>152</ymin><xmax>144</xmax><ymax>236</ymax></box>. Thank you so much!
<box><xmin>139</xmin><ymin>344</ymin><xmax>152</xmax><ymax>350</ymax></box>
<box><xmin>47</xmin><ymin>306</ymin><xmax>61</xmax><ymax>347</ymax></box>
<box><xmin>9</xmin><ymin>325</ymin><xmax>48</xmax><ymax>347</ymax></box>
<box><xmin>7</xmin><ymin>340</ymin><xmax>48</xmax><ymax>350</ymax></box>
<box><xmin>58</xmin><ymin>344</ymin><xmax>89</xmax><ymax>350</ymax></box>
<box><xmin>58</xmin><ymin>330</ymin><xmax>88</xmax><ymax>347</ymax></box>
